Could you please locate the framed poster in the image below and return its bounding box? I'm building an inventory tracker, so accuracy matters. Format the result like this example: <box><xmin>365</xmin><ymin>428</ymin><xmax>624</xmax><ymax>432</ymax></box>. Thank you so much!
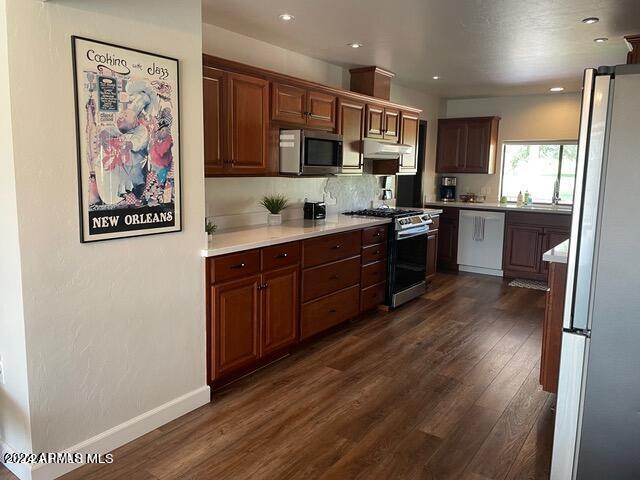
<box><xmin>72</xmin><ymin>36</ymin><xmax>181</xmax><ymax>242</ymax></box>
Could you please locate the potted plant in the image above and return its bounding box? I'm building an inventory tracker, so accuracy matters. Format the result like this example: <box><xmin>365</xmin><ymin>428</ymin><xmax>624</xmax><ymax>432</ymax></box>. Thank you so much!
<box><xmin>205</xmin><ymin>217</ymin><xmax>217</xmax><ymax>242</ymax></box>
<box><xmin>260</xmin><ymin>194</ymin><xmax>288</xmax><ymax>226</ymax></box>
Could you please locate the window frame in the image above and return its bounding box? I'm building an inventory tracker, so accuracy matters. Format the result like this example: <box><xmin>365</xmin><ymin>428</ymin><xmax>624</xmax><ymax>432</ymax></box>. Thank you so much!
<box><xmin>499</xmin><ymin>140</ymin><xmax>579</xmax><ymax>205</ymax></box>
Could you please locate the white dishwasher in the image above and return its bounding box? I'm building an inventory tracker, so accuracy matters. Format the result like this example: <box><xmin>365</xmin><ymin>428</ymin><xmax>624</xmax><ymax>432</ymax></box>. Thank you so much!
<box><xmin>457</xmin><ymin>209</ymin><xmax>505</xmax><ymax>277</ymax></box>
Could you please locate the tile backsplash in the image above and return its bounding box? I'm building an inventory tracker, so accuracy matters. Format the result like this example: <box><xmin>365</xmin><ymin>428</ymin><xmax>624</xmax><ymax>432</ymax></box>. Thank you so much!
<box><xmin>205</xmin><ymin>175</ymin><xmax>390</xmax><ymax>230</ymax></box>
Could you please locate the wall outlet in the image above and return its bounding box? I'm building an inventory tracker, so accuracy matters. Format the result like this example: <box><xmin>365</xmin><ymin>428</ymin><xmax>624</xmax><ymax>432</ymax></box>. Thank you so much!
<box><xmin>0</xmin><ymin>354</ymin><xmax>4</xmax><ymax>385</ymax></box>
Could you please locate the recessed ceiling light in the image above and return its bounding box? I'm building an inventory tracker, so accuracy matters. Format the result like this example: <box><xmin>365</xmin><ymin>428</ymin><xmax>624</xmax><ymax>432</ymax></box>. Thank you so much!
<box><xmin>582</xmin><ymin>17</ymin><xmax>599</xmax><ymax>24</ymax></box>
<box><xmin>433</xmin><ymin>75</ymin><xmax>440</xmax><ymax>80</ymax></box>
<box><xmin>550</xmin><ymin>87</ymin><xmax>565</xmax><ymax>92</ymax></box>
<box><xmin>594</xmin><ymin>37</ymin><xmax>609</xmax><ymax>43</ymax></box>
<box><xmin>348</xmin><ymin>42</ymin><xmax>363</xmax><ymax>49</ymax></box>
<box><xmin>279</xmin><ymin>13</ymin><xmax>294</xmax><ymax>21</ymax></box>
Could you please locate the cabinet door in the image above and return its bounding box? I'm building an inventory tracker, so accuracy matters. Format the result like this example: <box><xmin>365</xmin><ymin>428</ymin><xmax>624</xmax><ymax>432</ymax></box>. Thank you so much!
<box><xmin>271</xmin><ymin>83</ymin><xmax>307</xmax><ymax>125</ymax></box>
<box><xmin>203</xmin><ymin>67</ymin><xmax>226</xmax><ymax>175</ymax></box>
<box><xmin>503</xmin><ymin>224</ymin><xmax>544</xmax><ymax>275</ymax></box>
<box><xmin>262</xmin><ymin>266</ymin><xmax>298</xmax><ymax>356</ymax></box>
<box><xmin>426</xmin><ymin>230</ymin><xmax>439</xmax><ymax>281</ymax></box>
<box><xmin>365</xmin><ymin>104</ymin><xmax>385</xmax><ymax>139</ymax></box>
<box><xmin>212</xmin><ymin>275</ymin><xmax>261</xmax><ymax>378</ymax></box>
<box><xmin>436</xmin><ymin>120</ymin><xmax>467</xmax><ymax>173</ymax></box>
<box><xmin>338</xmin><ymin>99</ymin><xmax>364</xmax><ymax>173</ymax></box>
<box><xmin>437</xmin><ymin>216</ymin><xmax>458</xmax><ymax>270</ymax></box>
<box><xmin>306</xmin><ymin>90</ymin><xmax>337</xmax><ymax>129</ymax></box>
<box><xmin>227</xmin><ymin>72</ymin><xmax>269</xmax><ymax>173</ymax></box>
<box><xmin>464</xmin><ymin>119</ymin><xmax>491</xmax><ymax>173</ymax></box>
<box><xmin>398</xmin><ymin>112</ymin><xmax>419</xmax><ymax>174</ymax></box>
<box><xmin>382</xmin><ymin>107</ymin><xmax>400</xmax><ymax>142</ymax></box>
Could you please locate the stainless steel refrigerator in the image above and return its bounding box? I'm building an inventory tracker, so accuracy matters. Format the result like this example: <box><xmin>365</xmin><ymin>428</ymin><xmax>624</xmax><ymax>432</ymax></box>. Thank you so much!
<box><xmin>551</xmin><ymin>65</ymin><xmax>640</xmax><ymax>479</ymax></box>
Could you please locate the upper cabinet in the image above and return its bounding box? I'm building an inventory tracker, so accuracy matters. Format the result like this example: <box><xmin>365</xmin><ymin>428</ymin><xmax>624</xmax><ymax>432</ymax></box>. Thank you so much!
<box><xmin>272</xmin><ymin>82</ymin><xmax>337</xmax><ymax>130</ymax></box>
<box><xmin>202</xmin><ymin>55</ymin><xmax>422</xmax><ymax>177</ymax></box>
<box><xmin>435</xmin><ymin>116</ymin><xmax>500</xmax><ymax>174</ymax></box>
<box><xmin>338</xmin><ymin>98</ymin><xmax>365</xmax><ymax>174</ymax></box>
<box><xmin>203</xmin><ymin>67</ymin><xmax>271</xmax><ymax>176</ymax></box>
<box><xmin>398</xmin><ymin>112</ymin><xmax>419</xmax><ymax>174</ymax></box>
<box><xmin>365</xmin><ymin>104</ymin><xmax>400</xmax><ymax>142</ymax></box>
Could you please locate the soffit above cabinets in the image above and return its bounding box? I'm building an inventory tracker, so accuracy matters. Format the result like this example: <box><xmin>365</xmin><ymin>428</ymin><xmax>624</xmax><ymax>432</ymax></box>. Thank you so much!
<box><xmin>202</xmin><ymin>0</ymin><xmax>640</xmax><ymax>98</ymax></box>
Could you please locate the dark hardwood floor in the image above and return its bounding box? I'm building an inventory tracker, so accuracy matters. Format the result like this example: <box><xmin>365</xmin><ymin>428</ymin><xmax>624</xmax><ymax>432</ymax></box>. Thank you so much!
<box><xmin>1</xmin><ymin>273</ymin><xmax>554</xmax><ymax>480</ymax></box>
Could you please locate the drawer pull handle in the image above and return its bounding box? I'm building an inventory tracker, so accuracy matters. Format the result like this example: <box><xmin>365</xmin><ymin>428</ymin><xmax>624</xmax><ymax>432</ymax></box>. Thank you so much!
<box><xmin>276</xmin><ymin>253</ymin><xmax>288</xmax><ymax>258</ymax></box>
<box><xmin>232</xmin><ymin>263</ymin><xmax>246</xmax><ymax>269</ymax></box>
<box><xmin>329</xmin><ymin>275</ymin><xmax>339</xmax><ymax>280</ymax></box>
<box><xmin>375</xmin><ymin>232</ymin><xmax>382</xmax><ymax>237</ymax></box>
<box><xmin>332</xmin><ymin>245</ymin><xmax>342</xmax><ymax>250</ymax></box>
<box><xmin>374</xmin><ymin>250</ymin><xmax>380</xmax><ymax>255</ymax></box>
<box><xmin>258</xmin><ymin>283</ymin><xmax>268</xmax><ymax>290</ymax></box>
<box><xmin>329</xmin><ymin>309</ymin><xmax>337</xmax><ymax>313</ymax></box>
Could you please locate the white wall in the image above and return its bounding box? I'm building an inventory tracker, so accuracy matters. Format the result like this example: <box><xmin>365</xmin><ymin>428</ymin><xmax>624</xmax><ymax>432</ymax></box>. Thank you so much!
<box><xmin>0</xmin><ymin>0</ymin><xmax>33</xmax><ymax>456</ymax></box>
<box><xmin>4</xmin><ymin>0</ymin><xmax>206</xmax><ymax>457</ymax></box>
<box><xmin>202</xmin><ymin>24</ymin><xmax>443</xmax><ymax>223</ymax></box>
<box><xmin>444</xmin><ymin>93</ymin><xmax>582</xmax><ymax>200</ymax></box>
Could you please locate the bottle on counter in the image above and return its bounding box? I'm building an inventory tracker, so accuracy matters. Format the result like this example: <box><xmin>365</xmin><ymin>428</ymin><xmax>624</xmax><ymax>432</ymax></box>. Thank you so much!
<box><xmin>516</xmin><ymin>190</ymin><xmax>524</xmax><ymax>207</ymax></box>
<box><xmin>524</xmin><ymin>190</ymin><xmax>530</xmax><ymax>205</ymax></box>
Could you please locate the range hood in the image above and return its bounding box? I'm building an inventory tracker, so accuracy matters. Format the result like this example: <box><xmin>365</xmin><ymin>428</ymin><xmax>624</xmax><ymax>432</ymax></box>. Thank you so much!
<box><xmin>363</xmin><ymin>138</ymin><xmax>413</xmax><ymax>159</ymax></box>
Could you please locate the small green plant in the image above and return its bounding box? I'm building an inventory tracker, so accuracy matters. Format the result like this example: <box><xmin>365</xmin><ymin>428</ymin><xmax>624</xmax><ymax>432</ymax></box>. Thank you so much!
<box><xmin>259</xmin><ymin>194</ymin><xmax>288</xmax><ymax>214</ymax></box>
<box><xmin>205</xmin><ymin>217</ymin><xmax>217</xmax><ymax>235</ymax></box>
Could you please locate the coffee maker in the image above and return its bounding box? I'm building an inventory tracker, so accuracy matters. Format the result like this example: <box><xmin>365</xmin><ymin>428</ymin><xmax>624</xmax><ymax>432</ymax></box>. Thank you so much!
<box><xmin>439</xmin><ymin>177</ymin><xmax>457</xmax><ymax>202</ymax></box>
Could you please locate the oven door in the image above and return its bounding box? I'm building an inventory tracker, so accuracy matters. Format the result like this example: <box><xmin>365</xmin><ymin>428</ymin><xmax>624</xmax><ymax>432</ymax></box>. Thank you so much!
<box><xmin>393</xmin><ymin>225</ymin><xmax>428</xmax><ymax>293</ymax></box>
<box><xmin>301</xmin><ymin>130</ymin><xmax>343</xmax><ymax>175</ymax></box>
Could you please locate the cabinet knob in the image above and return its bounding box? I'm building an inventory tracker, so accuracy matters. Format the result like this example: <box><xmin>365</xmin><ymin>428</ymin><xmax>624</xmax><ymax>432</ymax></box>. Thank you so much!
<box><xmin>375</xmin><ymin>232</ymin><xmax>382</xmax><ymax>237</ymax></box>
<box><xmin>329</xmin><ymin>309</ymin><xmax>337</xmax><ymax>314</ymax></box>
<box><xmin>329</xmin><ymin>275</ymin><xmax>339</xmax><ymax>280</ymax></box>
<box><xmin>232</xmin><ymin>263</ymin><xmax>246</xmax><ymax>269</ymax></box>
<box><xmin>276</xmin><ymin>252</ymin><xmax>288</xmax><ymax>258</ymax></box>
<box><xmin>332</xmin><ymin>244</ymin><xmax>342</xmax><ymax>250</ymax></box>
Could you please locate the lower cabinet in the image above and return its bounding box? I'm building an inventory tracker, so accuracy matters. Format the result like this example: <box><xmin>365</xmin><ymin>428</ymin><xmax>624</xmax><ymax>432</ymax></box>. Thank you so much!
<box><xmin>261</xmin><ymin>265</ymin><xmax>298</xmax><ymax>356</ymax></box>
<box><xmin>503</xmin><ymin>212</ymin><xmax>571</xmax><ymax>280</ymax></box>
<box><xmin>436</xmin><ymin>208</ymin><xmax>459</xmax><ymax>272</ymax></box>
<box><xmin>540</xmin><ymin>261</ymin><xmax>568</xmax><ymax>393</ymax></box>
<box><xmin>426</xmin><ymin>229</ymin><xmax>439</xmax><ymax>281</ymax></box>
<box><xmin>212</xmin><ymin>275</ymin><xmax>261</xmax><ymax>378</ymax></box>
<box><xmin>208</xmin><ymin>243</ymin><xmax>299</xmax><ymax>385</ymax></box>
<box><xmin>207</xmin><ymin>226</ymin><xmax>391</xmax><ymax>387</ymax></box>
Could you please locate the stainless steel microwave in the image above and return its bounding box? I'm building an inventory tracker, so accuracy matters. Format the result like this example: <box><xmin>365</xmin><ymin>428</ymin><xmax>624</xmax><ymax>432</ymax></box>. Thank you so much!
<box><xmin>279</xmin><ymin>129</ymin><xmax>343</xmax><ymax>176</ymax></box>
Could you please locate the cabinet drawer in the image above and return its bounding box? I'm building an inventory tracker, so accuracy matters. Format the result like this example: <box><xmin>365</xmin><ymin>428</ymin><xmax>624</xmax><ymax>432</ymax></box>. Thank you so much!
<box><xmin>301</xmin><ymin>285</ymin><xmax>360</xmax><ymax>340</ymax></box>
<box><xmin>362</xmin><ymin>243</ymin><xmax>387</xmax><ymax>265</ymax></box>
<box><xmin>302</xmin><ymin>256</ymin><xmax>361</xmax><ymax>302</ymax></box>
<box><xmin>361</xmin><ymin>281</ymin><xmax>386</xmax><ymax>312</ymax></box>
<box><xmin>303</xmin><ymin>230</ymin><xmax>361</xmax><ymax>268</ymax></box>
<box><xmin>361</xmin><ymin>260</ymin><xmax>387</xmax><ymax>288</ymax></box>
<box><xmin>362</xmin><ymin>224</ymin><xmax>388</xmax><ymax>246</ymax></box>
<box><xmin>261</xmin><ymin>241</ymin><xmax>300</xmax><ymax>271</ymax></box>
<box><xmin>209</xmin><ymin>250</ymin><xmax>260</xmax><ymax>284</ymax></box>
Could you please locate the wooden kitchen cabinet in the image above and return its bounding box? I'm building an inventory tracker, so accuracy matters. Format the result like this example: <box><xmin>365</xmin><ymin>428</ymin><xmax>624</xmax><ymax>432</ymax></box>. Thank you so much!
<box><xmin>398</xmin><ymin>112</ymin><xmax>419</xmax><ymax>174</ymax></box>
<box><xmin>212</xmin><ymin>275</ymin><xmax>261</xmax><ymax>377</ymax></box>
<box><xmin>435</xmin><ymin>116</ymin><xmax>500</xmax><ymax>174</ymax></box>
<box><xmin>271</xmin><ymin>82</ymin><xmax>336</xmax><ymax>130</ymax></box>
<box><xmin>338</xmin><ymin>99</ymin><xmax>365</xmax><ymax>173</ymax></box>
<box><xmin>203</xmin><ymin>67</ymin><xmax>225</xmax><ymax>175</ymax></box>
<box><xmin>203</xmin><ymin>69</ymin><xmax>270</xmax><ymax>176</ymax></box>
<box><xmin>426</xmin><ymin>230</ymin><xmax>439</xmax><ymax>281</ymax></box>
<box><xmin>208</xmin><ymin>245</ymin><xmax>300</xmax><ymax>385</ymax></box>
<box><xmin>436</xmin><ymin>208</ymin><xmax>459</xmax><ymax>272</ymax></box>
<box><xmin>365</xmin><ymin>104</ymin><xmax>400</xmax><ymax>142</ymax></box>
<box><xmin>540</xmin><ymin>261</ymin><xmax>567</xmax><ymax>393</ymax></box>
<box><xmin>503</xmin><ymin>212</ymin><xmax>571</xmax><ymax>280</ymax></box>
<box><xmin>261</xmin><ymin>265</ymin><xmax>298</xmax><ymax>356</ymax></box>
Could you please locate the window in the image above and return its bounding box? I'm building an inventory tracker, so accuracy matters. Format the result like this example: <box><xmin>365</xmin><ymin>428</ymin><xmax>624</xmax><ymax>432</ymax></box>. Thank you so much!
<box><xmin>500</xmin><ymin>142</ymin><xmax>578</xmax><ymax>204</ymax></box>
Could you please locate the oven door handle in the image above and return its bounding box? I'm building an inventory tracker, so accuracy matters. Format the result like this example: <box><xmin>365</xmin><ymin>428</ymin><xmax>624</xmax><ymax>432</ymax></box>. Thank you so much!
<box><xmin>396</xmin><ymin>225</ymin><xmax>430</xmax><ymax>240</ymax></box>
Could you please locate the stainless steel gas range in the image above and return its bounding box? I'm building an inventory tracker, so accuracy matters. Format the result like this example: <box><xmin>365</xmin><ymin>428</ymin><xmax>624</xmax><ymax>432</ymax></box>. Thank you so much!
<box><xmin>344</xmin><ymin>208</ymin><xmax>434</xmax><ymax>307</ymax></box>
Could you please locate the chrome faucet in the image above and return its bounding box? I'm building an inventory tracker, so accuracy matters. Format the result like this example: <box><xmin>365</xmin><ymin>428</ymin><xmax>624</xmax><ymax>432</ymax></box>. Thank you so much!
<box><xmin>552</xmin><ymin>179</ymin><xmax>561</xmax><ymax>205</ymax></box>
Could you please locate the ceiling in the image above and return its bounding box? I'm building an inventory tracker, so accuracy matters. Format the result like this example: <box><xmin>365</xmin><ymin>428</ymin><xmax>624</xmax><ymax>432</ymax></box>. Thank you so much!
<box><xmin>201</xmin><ymin>0</ymin><xmax>640</xmax><ymax>98</ymax></box>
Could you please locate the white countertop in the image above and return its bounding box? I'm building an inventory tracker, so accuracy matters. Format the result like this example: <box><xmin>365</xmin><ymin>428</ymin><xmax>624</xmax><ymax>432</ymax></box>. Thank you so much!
<box><xmin>425</xmin><ymin>201</ymin><xmax>573</xmax><ymax>215</ymax></box>
<box><xmin>202</xmin><ymin>209</ymin><xmax>442</xmax><ymax>257</ymax></box>
<box><xmin>543</xmin><ymin>239</ymin><xmax>569</xmax><ymax>264</ymax></box>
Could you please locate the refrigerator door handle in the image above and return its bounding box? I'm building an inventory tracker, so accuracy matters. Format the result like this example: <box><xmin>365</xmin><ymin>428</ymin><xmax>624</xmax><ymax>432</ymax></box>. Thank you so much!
<box><xmin>564</xmin><ymin>70</ymin><xmax>612</xmax><ymax>331</ymax></box>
